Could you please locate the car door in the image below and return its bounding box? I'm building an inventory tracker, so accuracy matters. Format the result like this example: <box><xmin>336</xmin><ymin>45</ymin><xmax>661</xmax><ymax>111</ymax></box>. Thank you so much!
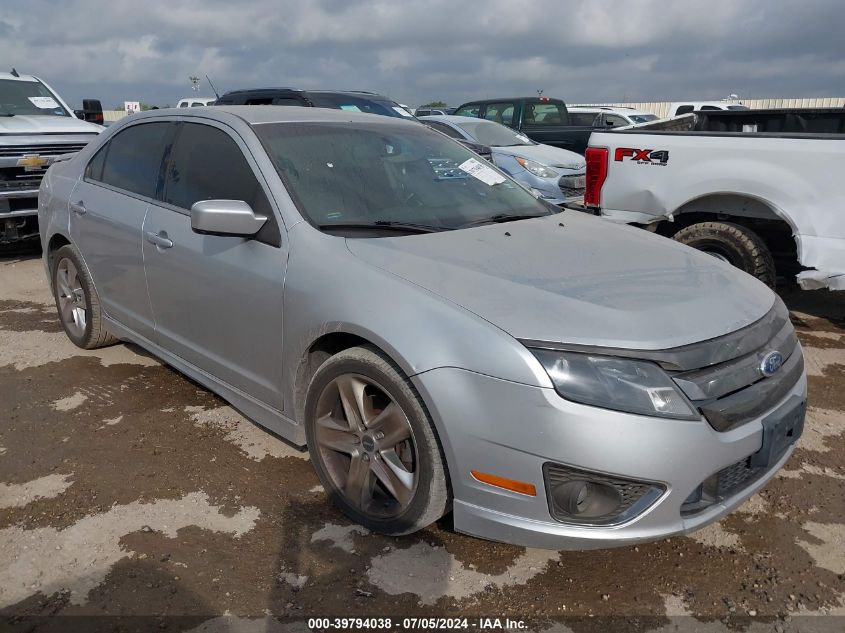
<box><xmin>69</xmin><ymin>121</ymin><xmax>175</xmax><ymax>338</ymax></box>
<box><xmin>142</xmin><ymin>120</ymin><xmax>286</xmax><ymax>409</ymax></box>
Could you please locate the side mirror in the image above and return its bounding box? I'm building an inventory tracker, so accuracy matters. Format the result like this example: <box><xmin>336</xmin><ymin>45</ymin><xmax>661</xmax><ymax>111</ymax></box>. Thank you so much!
<box><xmin>78</xmin><ymin>98</ymin><xmax>104</xmax><ymax>124</ymax></box>
<box><xmin>190</xmin><ymin>200</ymin><xmax>267</xmax><ymax>237</ymax></box>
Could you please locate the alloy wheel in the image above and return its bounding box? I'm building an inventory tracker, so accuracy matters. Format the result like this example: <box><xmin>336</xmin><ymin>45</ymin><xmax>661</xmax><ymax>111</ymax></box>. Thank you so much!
<box><xmin>55</xmin><ymin>257</ymin><xmax>87</xmax><ymax>338</ymax></box>
<box><xmin>314</xmin><ymin>373</ymin><xmax>418</xmax><ymax>518</ymax></box>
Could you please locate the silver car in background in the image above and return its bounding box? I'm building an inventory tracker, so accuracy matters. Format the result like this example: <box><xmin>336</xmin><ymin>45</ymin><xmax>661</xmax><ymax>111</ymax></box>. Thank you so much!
<box><xmin>420</xmin><ymin>115</ymin><xmax>586</xmax><ymax>204</ymax></box>
<box><xmin>38</xmin><ymin>106</ymin><xmax>806</xmax><ymax>549</ymax></box>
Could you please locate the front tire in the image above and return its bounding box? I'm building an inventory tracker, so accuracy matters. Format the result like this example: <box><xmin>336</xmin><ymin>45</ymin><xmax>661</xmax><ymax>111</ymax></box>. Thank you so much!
<box><xmin>304</xmin><ymin>345</ymin><xmax>449</xmax><ymax>535</ymax></box>
<box><xmin>672</xmin><ymin>221</ymin><xmax>776</xmax><ymax>289</ymax></box>
<box><xmin>51</xmin><ymin>244</ymin><xmax>117</xmax><ymax>349</ymax></box>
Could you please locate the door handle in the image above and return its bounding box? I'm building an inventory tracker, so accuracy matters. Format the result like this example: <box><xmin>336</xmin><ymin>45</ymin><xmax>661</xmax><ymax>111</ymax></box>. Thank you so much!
<box><xmin>145</xmin><ymin>231</ymin><xmax>174</xmax><ymax>249</ymax></box>
<box><xmin>70</xmin><ymin>201</ymin><xmax>86</xmax><ymax>215</ymax></box>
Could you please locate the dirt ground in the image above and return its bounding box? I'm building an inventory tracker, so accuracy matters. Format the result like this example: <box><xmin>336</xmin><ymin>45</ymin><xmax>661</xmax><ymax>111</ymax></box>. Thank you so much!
<box><xmin>1</xmin><ymin>253</ymin><xmax>843</xmax><ymax>633</ymax></box>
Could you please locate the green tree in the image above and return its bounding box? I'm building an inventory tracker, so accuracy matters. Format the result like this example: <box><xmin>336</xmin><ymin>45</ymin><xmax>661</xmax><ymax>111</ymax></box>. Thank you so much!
<box><xmin>422</xmin><ymin>100</ymin><xmax>448</xmax><ymax>108</ymax></box>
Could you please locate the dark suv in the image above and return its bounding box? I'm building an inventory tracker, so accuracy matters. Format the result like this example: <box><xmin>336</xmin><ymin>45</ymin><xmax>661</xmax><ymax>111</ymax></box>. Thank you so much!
<box><xmin>213</xmin><ymin>88</ymin><xmax>416</xmax><ymax>120</ymax></box>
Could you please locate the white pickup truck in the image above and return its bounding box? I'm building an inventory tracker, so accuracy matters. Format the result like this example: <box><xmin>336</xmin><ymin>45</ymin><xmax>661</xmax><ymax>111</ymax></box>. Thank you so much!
<box><xmin>1</xmin><ymin>71</ymin><xmax>103</xmax><ymax>246</ymax></box>
<box><xmin>584</xmin><ymin>109</ymin><xmax>845</xmax><ymax>290</ymax></box>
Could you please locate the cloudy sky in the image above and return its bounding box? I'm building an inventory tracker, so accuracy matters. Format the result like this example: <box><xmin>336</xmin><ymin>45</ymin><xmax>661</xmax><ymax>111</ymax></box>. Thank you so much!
<box><xmin>2</xmin><ymin>0</ymin><xmax>843</xmax><ymax>109</ymax></box>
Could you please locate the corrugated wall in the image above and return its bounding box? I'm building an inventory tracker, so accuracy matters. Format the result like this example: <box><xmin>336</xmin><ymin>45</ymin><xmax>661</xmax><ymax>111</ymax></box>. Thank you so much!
<box><xmin>572</xmin><ymin>97</ymin><xmax>845</xmax><ymax>119</ymax></box>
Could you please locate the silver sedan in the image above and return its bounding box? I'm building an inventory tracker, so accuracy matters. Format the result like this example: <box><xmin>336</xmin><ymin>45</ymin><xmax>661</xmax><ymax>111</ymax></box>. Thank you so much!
<box><xmin>420</xmin><ymin>115</ymin><xmax>586</xmax><ymax>204</ymax></box>
<box><xmin>38</xmin><ymin>106</ymin><xmax>805</xmax><ymax>549</ymax></box>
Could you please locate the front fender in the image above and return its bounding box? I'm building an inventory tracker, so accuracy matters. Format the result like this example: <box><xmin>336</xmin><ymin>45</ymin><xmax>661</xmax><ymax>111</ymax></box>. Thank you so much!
<box><xmin>279</xmin><ymin>224</ymin><xmax>552</xmax><ymax>418</ymax></box>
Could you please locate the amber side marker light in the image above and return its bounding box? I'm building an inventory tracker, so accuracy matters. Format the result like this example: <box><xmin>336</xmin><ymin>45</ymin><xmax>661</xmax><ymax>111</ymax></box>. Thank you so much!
<box><xmin>471</xmin><ymin>471</ymin><xmax>537</xmax><ymax>496</ymax></box>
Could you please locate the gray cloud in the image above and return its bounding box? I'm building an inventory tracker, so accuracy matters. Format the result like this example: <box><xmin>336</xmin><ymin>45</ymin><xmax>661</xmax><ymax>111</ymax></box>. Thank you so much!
<box><xmin>2</xmin><ymin>0</ymin><xmax>843</xmax><ymax>109</ymax></box>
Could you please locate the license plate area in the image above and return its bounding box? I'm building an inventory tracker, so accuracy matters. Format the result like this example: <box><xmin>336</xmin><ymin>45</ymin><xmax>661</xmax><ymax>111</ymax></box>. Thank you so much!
<box><xmin>749</xmin><ymin>395</ymin><xmax>806</xmax><ymax>468</ymax></box>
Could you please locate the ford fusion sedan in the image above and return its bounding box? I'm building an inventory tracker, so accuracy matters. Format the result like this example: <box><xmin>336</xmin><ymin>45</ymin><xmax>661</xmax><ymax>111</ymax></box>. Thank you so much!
<box><xmin>39</xmin><ymin>106</ymin><xmax>805</xmax><ymax>549</ymax></box>
<box><xmin>420</xmin><ymin>115</ymin><xmax>586</xmax><ymax>204</ymax></box>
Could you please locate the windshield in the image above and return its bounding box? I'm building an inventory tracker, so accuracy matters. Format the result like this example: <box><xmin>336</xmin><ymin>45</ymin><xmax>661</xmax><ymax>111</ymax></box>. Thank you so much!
<box><xmin>0</xmin><ymin>79</ymin><xmax>70</xmax><ymax>117</ymax></box>
<box><xmin>452</xmin><ymin>120</ymin><xmax>533</xmax><ymax>147</ymax></box>
<box><xmin>628</xmin><ymin>114</ymin><xmax>659</xmax><ymax>123</ymax></box>
<box><xmin>255</xmin><ymin>121</ymin><xmax>550</xmax><ymax>233</ymax></box>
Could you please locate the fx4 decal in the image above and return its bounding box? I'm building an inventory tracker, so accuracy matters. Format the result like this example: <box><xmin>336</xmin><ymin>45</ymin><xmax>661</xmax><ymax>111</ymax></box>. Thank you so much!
<box><xmin>614</xmin><ymin>148</ymin><xmax>669</xmax><ymax>164</ymax></box>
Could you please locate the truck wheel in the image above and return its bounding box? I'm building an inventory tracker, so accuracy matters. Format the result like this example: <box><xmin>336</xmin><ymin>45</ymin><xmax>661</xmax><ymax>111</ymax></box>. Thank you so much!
<box><xmin>51</xmin><ymin>244</ymin><xmax>118</xmax><ymax>349</ymax></box>
<box><xmin>672</xmin><ymin>222</ymin><xmax>776</xmax><ymax>289</ymax></box>
<box><xmin>304</xmin><ymin>345</ymin><xmax>450</xmax><ymax>535</ymax></box>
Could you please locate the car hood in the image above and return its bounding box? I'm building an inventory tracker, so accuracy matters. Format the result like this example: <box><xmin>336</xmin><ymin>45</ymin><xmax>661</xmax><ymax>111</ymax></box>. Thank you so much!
<box><xmin>493</xmin><ymin>143</ymin><xmax>585</xmax><ymax>170</ymax></box>
<box><xmin>345</xmin><ymin>212</ymin><xmax>774</xmax><ymax>350</ymax></box>
<box><xmin>0</xmin><ymin>114</ymin><xmax>102</xmax><ymax>135</ymax></box>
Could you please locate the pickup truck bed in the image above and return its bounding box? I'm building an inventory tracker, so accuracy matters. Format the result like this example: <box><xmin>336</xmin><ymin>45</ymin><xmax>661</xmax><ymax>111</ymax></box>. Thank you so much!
<box><xmin>586</xmin><ymin>111</ymin><xmax>845</xmax><ymax>290</ymax></box>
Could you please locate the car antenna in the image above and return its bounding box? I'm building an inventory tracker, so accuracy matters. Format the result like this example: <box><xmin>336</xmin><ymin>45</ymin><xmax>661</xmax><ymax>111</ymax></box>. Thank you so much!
<box><xmin>10</xmin><ymin>68</ymin><xmax>19</xmax><ymax>77</ymax></box>
<box><xmin>206</xmin><ymin>74</ymin><xmax>220</xmax><ymax>100</ymax></box>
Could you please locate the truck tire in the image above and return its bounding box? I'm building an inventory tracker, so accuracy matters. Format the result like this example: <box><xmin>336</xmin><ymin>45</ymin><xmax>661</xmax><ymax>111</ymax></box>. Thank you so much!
<box><xmin>51</xmin><ymin>244</ymin><xmax>118</xmax><ymax>349</ymax></box>
<box><xmin>672</xmin><ymin>222</ymin><xmax>776</xmax><ymax>289</ymax></box>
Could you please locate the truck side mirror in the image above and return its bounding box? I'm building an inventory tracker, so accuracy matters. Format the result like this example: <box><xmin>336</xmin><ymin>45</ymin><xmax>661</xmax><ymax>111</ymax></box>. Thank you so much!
<box><xmin>78</xmin><ymin>99</ymin><xmax>104</xmax><ymax>125</ymax></box>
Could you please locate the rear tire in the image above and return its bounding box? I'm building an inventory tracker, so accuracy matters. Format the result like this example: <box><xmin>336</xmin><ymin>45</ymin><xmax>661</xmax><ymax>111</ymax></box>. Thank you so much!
<box><xmin>51</xmin><ymin>244</ymin><xmax>117</xmax><ymax>349</ymax></box>
<box><xmin>672</xmin><ymin>221</ymin><xmax>776</xmax><ymax>289</ymax></box>
<box><xmin>304</xmin><ymin>345</ymin><xmax>450</xmax><ymax>535</ymax></box>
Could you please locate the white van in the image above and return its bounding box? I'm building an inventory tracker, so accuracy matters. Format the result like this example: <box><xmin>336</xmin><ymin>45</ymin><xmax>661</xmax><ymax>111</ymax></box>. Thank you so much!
<box><xmin>176</xmin><ymin>97</ymin><xmax>216</xmax><ymax>108</ymax></box>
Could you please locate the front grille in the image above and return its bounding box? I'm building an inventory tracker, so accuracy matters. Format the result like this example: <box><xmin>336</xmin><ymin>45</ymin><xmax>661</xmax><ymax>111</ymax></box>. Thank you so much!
<box><xmin>0</xmin><ymin>167</ymin><xmax>47</xmax><ymax>193</ymax></box>
<box><xmin>681</xmin><ymin>456</ymin><xmax>765</xmax><ymax>517</ymax></box>
<box><xmin>669</xmin><ymin>299</ymin><xmax>803</xmax><ymax>432</ymax></box>
<box><xmin>716</xmin><ymin>458</ymin><xmax>762</xmax><ymax>497</ymax></box>
<box><xmin>558</xmin><ymin>174</ymin><xmax>585</xmax><ymax>198</ymax></box>
<box><xmin>0</xmin><ymin>143</ymin><xmax>88</xmax><ymax>157</ymax></box>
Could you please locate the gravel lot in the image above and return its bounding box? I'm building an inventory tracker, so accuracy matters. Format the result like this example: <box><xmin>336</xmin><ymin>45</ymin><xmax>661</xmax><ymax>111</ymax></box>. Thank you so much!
<box><xmin>1</xmin><ymin>252</ymin><xmax>844</xmax><ymax>632</ymax></box>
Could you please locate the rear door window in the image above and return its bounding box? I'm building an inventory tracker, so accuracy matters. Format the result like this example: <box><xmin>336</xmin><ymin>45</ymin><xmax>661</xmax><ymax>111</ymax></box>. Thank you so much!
<box><xmin>482</xmin><ymin>102</ymin><xmax>515</xmax><ymax>126</ymax></box>
<box><xmin>604</xmin><ymin>114</ymin><xmax>629</xmax><ymax>127</ymax></box>
<box><xmin>569</xmin><ymin>112</ymin><xmax>598</xmax><ymax>126</ymax></box>
<box><xmin>522</xmin><ymin>102</ymin><xmax>569</xmax><ymax>126</ymax></box>
<box><xmin>454</xmin><ymin>104</ymin><xmax>481</xmax><ymax>118</ymax></box>
<box><xmin>95</xmin><ymin>122</ymin><xmax>173</xmax><ymax>198</ymax></box>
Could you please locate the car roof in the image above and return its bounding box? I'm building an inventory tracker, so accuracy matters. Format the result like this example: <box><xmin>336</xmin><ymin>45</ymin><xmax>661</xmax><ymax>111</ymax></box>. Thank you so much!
<box><xmin>569</xmin><ymin>106</ymin><xmax>653</xmax><ymax>115</ymax></box>
<box><xmin>221</xmin><ymin>87</ymin><xmax>304</xmax><ymax>95</ymax></box>
<box><xmin>306</xmin><ymin>90</ymin><xmax>395</xmax><ymax>100</ymax></box>
<box><xmin>670</xmin><ymin>101</ymin><xmax>734</xmax><ymax>106</ymax></box>
<box><xmin>419</xmin><ymin>115</ymin><xmax>494</xmax><ymax>125</ymax></box>
<box><xmin>122</xmin><ymin>105</ymin><xmax>421</xmax><ymax>127</ymax></box>
<box><xmin>456</xmin><ymin>97</ymin><xmax>564</xmax><ymax>106</ymax></box>
<box><xmin>0</xmin><ymin>72</ymin><xmax>38</xmax><ymax>82</ymax></box>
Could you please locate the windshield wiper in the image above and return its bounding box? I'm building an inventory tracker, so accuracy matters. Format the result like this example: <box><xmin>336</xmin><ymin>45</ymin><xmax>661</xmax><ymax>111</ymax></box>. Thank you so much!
<box><xmin>317</xmin><ymin>220</ymin><xmax>448</xmax><ymax>234</ymax></box>
<box><xmin>458</xmin><ymin>212</ymin><xmax>549</xmax><ymax>228</ymax></box>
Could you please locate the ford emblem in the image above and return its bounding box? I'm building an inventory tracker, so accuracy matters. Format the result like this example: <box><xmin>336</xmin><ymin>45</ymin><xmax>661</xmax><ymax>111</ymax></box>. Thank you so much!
<box><xmin>760</xmin><ymin>351</ymin><xmax>784</xmax><ymax>377</ymax></box>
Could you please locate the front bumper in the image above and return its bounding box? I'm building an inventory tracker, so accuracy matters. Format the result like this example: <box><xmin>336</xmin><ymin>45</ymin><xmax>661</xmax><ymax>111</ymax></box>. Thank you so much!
<box><xmin>412</xmin><ymin>366</ymin><xmax>807</xmax><ymax>550</ymax></box>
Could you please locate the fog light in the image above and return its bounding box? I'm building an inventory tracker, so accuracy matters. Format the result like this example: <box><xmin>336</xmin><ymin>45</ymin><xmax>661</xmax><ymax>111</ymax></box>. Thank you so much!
<box><xmin>543</xmin><ymin>462</ymin><xmax>665</xmax><ymax>526</ymax></box>
<box><xmin>553</xmin><ymin>480</ymin><xmax>623</xmax><ymax>519</ymax></box>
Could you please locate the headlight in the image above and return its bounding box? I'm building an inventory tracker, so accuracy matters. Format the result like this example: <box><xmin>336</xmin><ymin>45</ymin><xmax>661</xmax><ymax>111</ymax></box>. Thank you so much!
<box><xmin>515</xmin><ymin>157</ymin><xmax>558</xmax><ymax>179</ymax></box>
<box><xmin>531</xmin><ymin>350</ymin><xmax>699</xmax><ymax>420</ymax></box>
